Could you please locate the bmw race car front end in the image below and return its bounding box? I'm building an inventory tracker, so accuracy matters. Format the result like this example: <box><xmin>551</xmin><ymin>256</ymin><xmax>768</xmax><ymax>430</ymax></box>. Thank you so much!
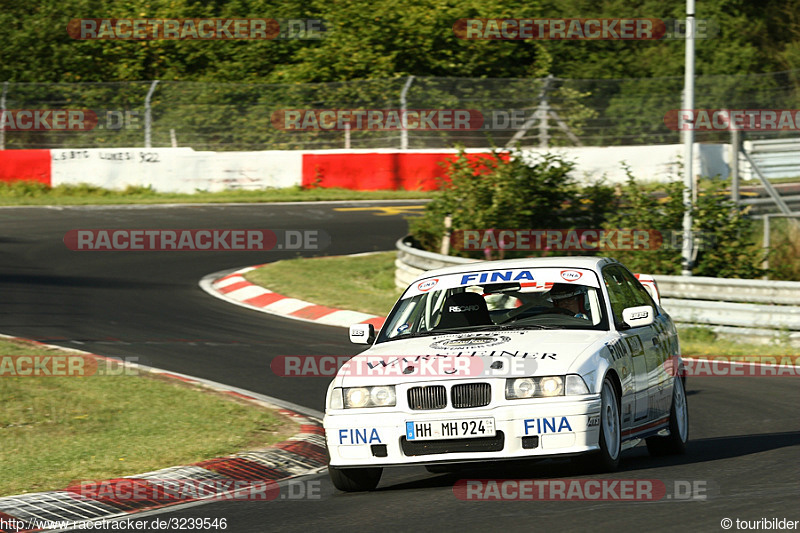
<box><xmin>324</xmin><ymin>373</ymin><xmax>603</xmax><ymax>468</ymax></box>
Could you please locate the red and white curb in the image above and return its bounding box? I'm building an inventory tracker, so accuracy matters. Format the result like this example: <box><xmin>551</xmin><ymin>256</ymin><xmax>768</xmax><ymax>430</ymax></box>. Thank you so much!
<box><xmin>0</xmin><ymin>334</ymin><xmax>327</xmax><ymax>533</ymax></box>
<box><xmin>201</xmin><ymin>265</ymin><xmax>386</xmax><ymax>330</ymax></box>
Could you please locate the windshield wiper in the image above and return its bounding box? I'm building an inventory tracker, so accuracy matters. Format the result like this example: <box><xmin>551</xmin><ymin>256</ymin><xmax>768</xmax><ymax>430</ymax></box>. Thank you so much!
<box><xmin>495</xmin><ymin>324</ymin><xmax>561</xmax><ymax>330</ymax></box>
<box><xmin>462</xmin><ymin>324</ymin><xmax>561</xmax><ymax>331</ymax></box>
<box><xmin>380</xmin><ymin>323</ymin><xmax>564</xmax><ymax>343</ymax></box>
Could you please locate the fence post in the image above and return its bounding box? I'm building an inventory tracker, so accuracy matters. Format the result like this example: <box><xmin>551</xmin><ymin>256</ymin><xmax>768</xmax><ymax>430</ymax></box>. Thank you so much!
<box><xmin>730</xmin><ymin>128</ymin><xmax>740</xmax><ymax>203</ymax></box>
<box><xmin>144</xmin><ymin>80</ymin><xmax>160</xmax><ymax>148</ymax></box>
<box><xmin>762</xmin><ymin>215</ymin><xmax>770</xmax><ymax>279</ymax></box>
<box><xmin>0</xmin><ymin>82</ymin><xmax>8</xmax><ymax>150</ymax></box>
<box><xmin>538</xmin><ymin>75</ymin><xmax>552</xmax><ymax>149</ymax></box>
<box><xmin>399</xmin><ymin>75</ymin><xmax>415</xmax><ymax>150</ymax></box>
<box><xmin>680</xmin><ymin>0</ymin><xmax>696</xmax><ymax>276</ymax></box>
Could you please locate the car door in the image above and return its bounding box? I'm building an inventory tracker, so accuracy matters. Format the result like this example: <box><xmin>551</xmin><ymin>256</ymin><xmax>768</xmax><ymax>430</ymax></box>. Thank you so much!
<box><xmin>602</xmin><ymin>265</ymin><xmax>661</xmax><ymax>428</ymax></box>
<box><xmin>616</xmin><ymin>266</ymin><xmax>674</xmax><ymax>422</ymax></box>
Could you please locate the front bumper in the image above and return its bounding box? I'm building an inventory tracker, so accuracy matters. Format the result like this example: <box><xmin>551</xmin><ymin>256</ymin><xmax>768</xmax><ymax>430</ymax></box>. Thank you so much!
<box><xmin>324</xmin><ymin>395</ymin><xmax>602</xmax><ymax>467</ymax></box>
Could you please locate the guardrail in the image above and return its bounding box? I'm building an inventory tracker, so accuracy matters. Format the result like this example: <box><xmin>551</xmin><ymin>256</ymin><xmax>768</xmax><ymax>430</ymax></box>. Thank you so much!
<box><xmin>395</xmin><ymin>237</ymin><xmax>800</xmax><ymax>345</ymax></box>
<box><xmin>742</xmin><ymin>138</ymin><xmax>800</xmax><ymax>180</ymax></box>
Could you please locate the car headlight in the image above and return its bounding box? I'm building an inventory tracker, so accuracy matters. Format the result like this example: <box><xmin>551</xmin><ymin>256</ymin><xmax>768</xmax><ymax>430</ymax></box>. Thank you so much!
<box><xmin>370</xmin><ymin>386</ymin><xmax>396</xmax><ymax>407</ymax></box>
<box><xmin>342</xmin><ymin>386</ymin><xmax>396</xmax><ymax>408</ymax></box>
<box><xmin>505</xmin><ymin>375</ymin><xmax>588</xmax><ymax>399</ymax></box>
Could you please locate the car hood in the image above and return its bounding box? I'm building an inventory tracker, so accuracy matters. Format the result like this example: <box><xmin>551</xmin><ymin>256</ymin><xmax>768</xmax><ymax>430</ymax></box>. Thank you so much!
<box><xmin>338</xmin><ymin>329</ymin><xmax>610</xmax><ymax>387</ymax></box>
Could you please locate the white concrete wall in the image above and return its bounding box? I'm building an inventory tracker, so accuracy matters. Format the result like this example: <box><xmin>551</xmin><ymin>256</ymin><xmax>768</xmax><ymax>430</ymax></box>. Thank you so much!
<box><xmin>51</xmin><ymin>148</ymin><xmax>303</xmax><ymax>193</ymax></box>
<box><xmin>521</xmin><ymin>143</ymin><xmax>731</xmax><ymax>184</ymax></box>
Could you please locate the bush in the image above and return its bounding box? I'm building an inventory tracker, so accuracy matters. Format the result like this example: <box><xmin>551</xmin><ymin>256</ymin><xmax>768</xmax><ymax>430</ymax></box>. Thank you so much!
<box><xmin>0</xmin><ymin>180</ymin><xmax>51</xmax><ymax>197</ymax></box>
<box><xmin>762</xmin><ymin>218</ymin><xmax>800</xmax><ymax>281</ymax></box>
<box><xmin>606</xmin><ymin>172</ymin><xmax>764</xmax><ymax>278</ymax></box>
<box><xmin>692</xmin><ymin>183</ymin><xmax>764</xmax><ymax>278</ymax></box>
<box><xmin>408</xmin><ymin>149</ymin><xmax>615</xmax><ymax>257</ymax></box>
<box><xmin>410</xmin><ymin>151</ymin><xmax>766</xmax><ymax>279</ymax></box>
<box><xmin>602</xmin><ymin>168</ymin><xmax>685</xmax><ymax>275</ymax></box>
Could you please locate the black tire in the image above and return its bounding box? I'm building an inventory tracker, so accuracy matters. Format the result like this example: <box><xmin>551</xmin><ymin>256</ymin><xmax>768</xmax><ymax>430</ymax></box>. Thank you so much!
<box><xmin>328</xmin><ymin>465</ymin><xmax>382</xmax><ymax>492</ymax></box>
<box><xmin>646</xmin><ymin>376</ymin><xmax>689</xmax><ymax>456</ymax></box>
<box><xmin>573</xmin><ymin>376</ymin><xmax>621</xmax><ymax>472</ymax></box>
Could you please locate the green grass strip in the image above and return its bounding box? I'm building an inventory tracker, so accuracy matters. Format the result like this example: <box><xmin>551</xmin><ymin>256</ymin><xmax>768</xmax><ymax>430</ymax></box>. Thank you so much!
<box><xmin>0</xmin><ymin>338</ymin><xmax>297</xmax><ymax>496</ymax></box>
<box><xmin>0</xmin><ymin>182</ymin><xmax>431</xmax><ymax>206</ymax></box>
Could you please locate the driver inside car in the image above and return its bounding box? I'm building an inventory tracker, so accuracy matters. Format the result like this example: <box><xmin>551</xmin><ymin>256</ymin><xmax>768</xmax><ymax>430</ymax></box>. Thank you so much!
<box><xmin>548</xmin><ymin>283</ymin><xmax>590</xmax><ymax>320</ymax></box>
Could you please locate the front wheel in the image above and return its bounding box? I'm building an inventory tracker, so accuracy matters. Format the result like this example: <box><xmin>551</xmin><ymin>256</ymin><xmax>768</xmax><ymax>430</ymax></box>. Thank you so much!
<box><xmin>328</xmin><ymin>465</ymin><xmax>382</xmax><ymax>492</ymax></box>
<box><xmin>646</xmin><ymin>377</ymin><xmax>689</xmax><ymax>456</ymax></box>
<box><xmin>597</xmin><ymin>376</ymin><xmax>622</xmax><ymax>470</ymax></box>
<box><xmin>573</xmin><ymin>376</ymin><xmax>621</xmax><ymax>472</ymax></box>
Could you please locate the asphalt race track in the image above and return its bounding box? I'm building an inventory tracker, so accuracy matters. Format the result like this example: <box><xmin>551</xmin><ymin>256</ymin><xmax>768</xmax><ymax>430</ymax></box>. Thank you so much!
<box><xmin>0</xmin><ymin>202</ymin><xmax>798</xmax><ymax>533</ymax></box>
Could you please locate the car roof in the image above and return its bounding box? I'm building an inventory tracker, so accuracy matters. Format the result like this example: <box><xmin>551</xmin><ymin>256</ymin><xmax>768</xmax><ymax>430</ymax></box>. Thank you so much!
<box><xmin>412</xmin><ymin>255</ymin><xmax>620</xmax><ymax>283</ymax></box>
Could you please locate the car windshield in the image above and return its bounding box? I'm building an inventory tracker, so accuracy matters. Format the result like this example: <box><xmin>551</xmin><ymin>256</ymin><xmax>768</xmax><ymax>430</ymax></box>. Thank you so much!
<box><xmin>377</xmin><ymin>267</ymin><xmax>608</xmax><ymax>343</ymax></box>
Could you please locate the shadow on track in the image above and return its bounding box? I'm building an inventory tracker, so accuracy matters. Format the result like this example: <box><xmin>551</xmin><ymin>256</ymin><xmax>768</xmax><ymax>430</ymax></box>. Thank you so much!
<box><xmin>373</xmin><ymin>431</ymin><xmax>800</xmax><ymax>492</ymax></box>
<box><xmin>0</xmin><ymin>273</ymin><xmax>175</xmax><ymax>290</ymax></box>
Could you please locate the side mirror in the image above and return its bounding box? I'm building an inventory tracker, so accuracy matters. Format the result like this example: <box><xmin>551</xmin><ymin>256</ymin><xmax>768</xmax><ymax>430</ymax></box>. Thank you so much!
<box><xmin>622</xmin><ymin>306</ymin><xmax>655</xmax><ymax>328</ymax></box>
<box><xmin>349</xmin><ymin>323</ymin><xmax>375</xmax><ymax>345</ymax></box>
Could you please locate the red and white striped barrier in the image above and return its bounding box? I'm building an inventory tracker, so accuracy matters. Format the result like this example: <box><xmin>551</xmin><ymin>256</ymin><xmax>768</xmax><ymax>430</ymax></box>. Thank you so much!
<box><xmin>0</xmin><ymin>144</ymin><xmax>728</xmax><ymax>192</ymax></box>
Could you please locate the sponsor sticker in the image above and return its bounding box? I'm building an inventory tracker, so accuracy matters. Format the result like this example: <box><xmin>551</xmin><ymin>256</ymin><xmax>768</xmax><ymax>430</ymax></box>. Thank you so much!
<box><xmin>418</xmin><ymin>279</ymin><xmax>438</xmax><ymax>292</ymax></box>
<box><xmin>430</xmin><ymin>335</ymin><xmax>511</xmax><ymax>350</ymax></box>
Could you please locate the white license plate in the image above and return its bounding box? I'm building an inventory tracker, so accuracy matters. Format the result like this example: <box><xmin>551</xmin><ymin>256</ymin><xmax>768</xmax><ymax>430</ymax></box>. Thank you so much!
<box><xmin>405</xmin><ymin>418</ymin><xmax>496</xmax><ymax>441</ymax></box>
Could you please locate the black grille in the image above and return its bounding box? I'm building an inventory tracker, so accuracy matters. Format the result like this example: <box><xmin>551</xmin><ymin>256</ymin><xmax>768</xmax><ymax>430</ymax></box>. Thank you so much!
<box><xmin>408</xmin><ymin>386</ymin><xmax>447</xmax><ymax>410</ymax></box>
<box><xmin>401</xmin><ymin>431</ymin><xmax>505</xmax><ymax>456</ymax></box>
<box><xmin>451</xmin><ymin>383</ymin><xmax>491</xmax><ymax>408</ymax></box>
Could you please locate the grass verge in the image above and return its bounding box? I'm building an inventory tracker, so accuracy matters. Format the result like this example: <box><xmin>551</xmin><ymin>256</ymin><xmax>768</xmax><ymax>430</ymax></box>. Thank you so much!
<box><xmin>0</xmin><ymin>181</ymin><xmax>431</xmax><ymax>206</ymax></box>
<box><xmin>677</xmin><ymin>327</ymin><xmax>800</xmax><ymax>356</ymax></box>
<box><xmin>244</xmin><ymin>252</ymin><xmax>401</xmax><ymax>317</ymax></box>
<box><xmin>0</xmin><ymin>338</ymin><xmax>297</xmax><ymax>496</ymax></box>
<box><xmin>244</xmin><ymin>252</ymin><xmax>800</xmax><ymax>355</ymax></box>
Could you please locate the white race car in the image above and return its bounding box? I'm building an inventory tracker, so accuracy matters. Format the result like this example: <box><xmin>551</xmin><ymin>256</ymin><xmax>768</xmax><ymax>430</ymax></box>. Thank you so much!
<box><xmin>323</xmin><ymin>256</ymin><xmax>688</xmax><ymax>491</ymax></box>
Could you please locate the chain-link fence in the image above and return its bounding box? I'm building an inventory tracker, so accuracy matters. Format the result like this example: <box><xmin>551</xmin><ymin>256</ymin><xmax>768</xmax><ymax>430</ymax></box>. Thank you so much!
<box><xmin>1</xmin><ymin>70</ymin><xmax>797</xmax><ymax>151</ymax></box>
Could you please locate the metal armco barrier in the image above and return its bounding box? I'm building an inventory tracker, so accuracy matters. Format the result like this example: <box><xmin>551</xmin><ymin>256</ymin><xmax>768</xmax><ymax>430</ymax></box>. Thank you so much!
<box><xmin>395</xmin><ymin>237</ymin><xmax>800</xmax><ymax>343</ymax></box>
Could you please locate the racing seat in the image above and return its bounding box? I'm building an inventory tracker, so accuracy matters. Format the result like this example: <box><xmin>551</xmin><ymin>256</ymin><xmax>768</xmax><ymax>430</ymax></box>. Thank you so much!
<box><xmin>435</xmin><ymin>292</ymin><xmax>492</xmax><ymax>330</ymax></box>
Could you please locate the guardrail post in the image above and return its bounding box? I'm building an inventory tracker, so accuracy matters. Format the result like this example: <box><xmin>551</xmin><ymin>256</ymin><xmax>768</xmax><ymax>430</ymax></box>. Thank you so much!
<box><xmin>440</xmin><ymin>215</ymin><xmax>452</xmax><ymax>256</ymax></box>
